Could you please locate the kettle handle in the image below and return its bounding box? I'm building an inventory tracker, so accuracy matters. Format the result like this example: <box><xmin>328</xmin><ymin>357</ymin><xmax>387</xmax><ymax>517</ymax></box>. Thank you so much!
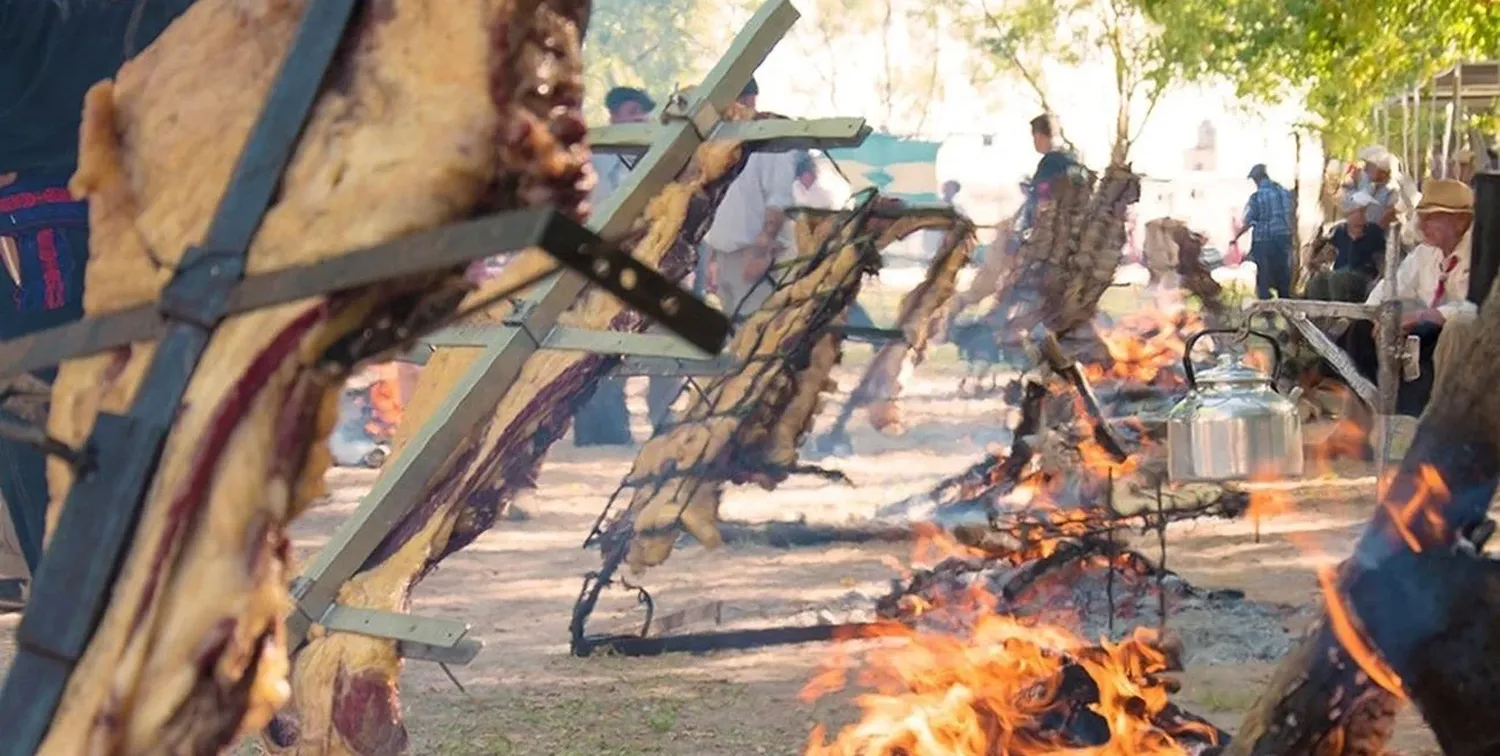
<box><xmin>1182</xmin><ymin>328</ymin><xmax>1284</xmax><ymax>389</ymax></box>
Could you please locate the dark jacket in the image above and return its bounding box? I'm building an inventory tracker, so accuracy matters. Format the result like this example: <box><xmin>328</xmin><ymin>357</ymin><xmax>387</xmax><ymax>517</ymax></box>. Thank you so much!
<box><xmin>1</xmin><ymin>0</ymin><xmax>196</xmax><ymax>173</ymax></box>
<box><xmin>1330</xmin><ymin>221</ymin><xmax>1385</xmax><ymax>280</ymax></box>
<box><xmin>1019</xmin><ymin>149</ymin><xmax>1078</xmax><ymax>235</ymax></box>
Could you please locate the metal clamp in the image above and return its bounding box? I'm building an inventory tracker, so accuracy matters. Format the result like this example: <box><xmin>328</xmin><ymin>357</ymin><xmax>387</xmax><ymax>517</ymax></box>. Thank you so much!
<box><xmin>158</xmin><ymin>248</ymin><xmax>247</xmax><ymax>329</ymax></box>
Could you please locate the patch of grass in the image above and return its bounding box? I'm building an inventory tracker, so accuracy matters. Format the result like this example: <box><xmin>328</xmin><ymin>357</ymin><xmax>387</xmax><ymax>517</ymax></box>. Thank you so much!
<box><xmin>398</xmin><ymin>678</ymin><xmax>810</xmax><ymax>755</ymax></box>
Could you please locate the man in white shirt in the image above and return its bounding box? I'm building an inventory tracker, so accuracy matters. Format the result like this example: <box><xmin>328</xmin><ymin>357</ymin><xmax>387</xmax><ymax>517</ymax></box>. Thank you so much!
<box><xmin>704</xmin><ymin>78</ymin><xmax>799</xmax><ymax>316</ymax></box>
<box><xmin>1339</xmin><ymin>179</ymin><xmax>1475</xmax><ymax>430</ymax></box>
<box><xmin>575</xmin><ymin>86</ymin><xmax>656</xmax><ymax>446</ymax></box>
<box><xmin>793</xmin><ymin>151</ymin><xmax>848</xmax><ymax>209</ymax></box>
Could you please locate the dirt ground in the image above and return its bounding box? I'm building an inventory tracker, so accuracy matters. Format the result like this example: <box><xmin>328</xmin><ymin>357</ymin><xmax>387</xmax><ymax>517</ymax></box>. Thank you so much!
<box><xmin>0</xmin><ymin>283</ymin><xmax>1442</xmax><ymax>755</ymax></box>
<box><xmin>268</xmin><ymin>363</ymin><xmax>1440</xmax><ymax>756</ymax></box>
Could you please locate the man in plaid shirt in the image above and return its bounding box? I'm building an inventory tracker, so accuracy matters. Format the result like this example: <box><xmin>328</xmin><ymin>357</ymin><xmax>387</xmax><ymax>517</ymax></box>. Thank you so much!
<box><xmin>1233</xmin><ymin>164</ymin><xmax>1296</xmax><ymax>298</ymax></box>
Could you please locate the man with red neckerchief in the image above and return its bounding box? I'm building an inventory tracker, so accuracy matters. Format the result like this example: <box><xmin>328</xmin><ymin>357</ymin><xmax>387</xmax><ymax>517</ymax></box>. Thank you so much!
<box><xmin>1330</xmin><ymin>179</ymin><xmax>1477</xmax><ymax>459</ymax></box>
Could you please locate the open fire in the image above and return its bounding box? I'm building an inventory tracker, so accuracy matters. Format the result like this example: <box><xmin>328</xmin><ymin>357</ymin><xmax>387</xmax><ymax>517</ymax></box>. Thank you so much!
<box><xmin>802</xmin><ymin>611</ymin><xmax>1225</xmax><ymax>756</ymax></box>
<box><xmin>802</xmin><ymin>290</ymin><xmax>1264</xmax><ymax>755</ymax></box>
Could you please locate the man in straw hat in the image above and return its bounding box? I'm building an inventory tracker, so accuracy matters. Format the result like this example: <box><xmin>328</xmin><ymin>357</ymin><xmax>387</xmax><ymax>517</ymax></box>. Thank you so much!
<box><xmin>1330</xmin><ymin>179</ymin><xmax>1477</xmax><ymax>456</ymax></box>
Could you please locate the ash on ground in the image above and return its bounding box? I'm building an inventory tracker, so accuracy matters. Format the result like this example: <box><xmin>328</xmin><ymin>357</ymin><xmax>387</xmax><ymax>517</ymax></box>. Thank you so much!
<box><xmin>797</xmin><ymin>549</ymin><xmax>1310</xmax><ymax>667</ymax></box>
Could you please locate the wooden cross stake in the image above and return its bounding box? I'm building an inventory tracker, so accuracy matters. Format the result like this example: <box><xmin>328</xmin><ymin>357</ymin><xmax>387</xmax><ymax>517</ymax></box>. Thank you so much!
<box><xmin>283</xmin><ymin>0</ymin><xmax>871</xmax><ymax>662</ymax></box>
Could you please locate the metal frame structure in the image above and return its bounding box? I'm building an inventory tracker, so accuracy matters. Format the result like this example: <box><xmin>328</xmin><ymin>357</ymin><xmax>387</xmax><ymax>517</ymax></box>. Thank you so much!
<box><xmin>282</xmin><ymin>0</ymin><xmax>873</xmax><ymax>665</ymax></box>
<box><xmin>1246</xmin><ymin>225</ymin><xmax>1405</xmax><ymax>468</ymax></box>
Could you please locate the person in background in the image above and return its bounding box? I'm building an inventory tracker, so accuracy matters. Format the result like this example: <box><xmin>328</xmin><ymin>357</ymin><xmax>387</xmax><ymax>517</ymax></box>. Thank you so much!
<box><xmin>941</xmin><ymin>179</ymin><xmax>962</xmax><ymax>205</ymax></box>
<box><xmin>1232</xmin><ymin>163</ymin><xmax>1296</xmax><ymax>299</ymax></box>
<box><xmin>1330</xmin><ymin>191</ymin><xmax>1386</xmax><ymax>283</ymax></box>
<box><xmin>0</xmin><ymin>0</ymin><xmax>197</xmax><ymax>593</ymax></box>
<box><xmin>1350</xmin><ymin>148</ymin><xmax>1400</xmax><ymax>230</ymax></box>
<box><xmin>1305</xmin><ymin>191</ymin><xmax>1386</xmax><ymax>303</ymax></box>
<box><xmin>919</xmin><ymin>180</ymin><xmax>963</xmax><ymax>261</ymax></box>
<box><xmin>589</xmin><ymin>86</ymin><xmax>655</xmax><ymax>209</ymax></box>
<box><xmin>788</xmin><ymin>151</ymin><xmax>877</xmax><ymax>331</ymax></box>
<box><xmin>704</xmin><ymin>77</ymin><xmax>798</xmax><ymax>316</ymax></box>
<box><xmin>1018</xmin><ymin>114</ymin><xmax>1077</xmax><ymax>239</ymax></box>
<box><xmin>574</xmin><ymin>85</ymin><xmax>657</xmax><ymax>447</ymax></box>
<box><xmin>1332</xmin><ymin>179</ymin><xmax>1476</xmax><ymax>456</ymax></box>
<box><xmin>793</xmin><ymin>151</ymin><xmax>842</xmax><ymax>209</ymax></box>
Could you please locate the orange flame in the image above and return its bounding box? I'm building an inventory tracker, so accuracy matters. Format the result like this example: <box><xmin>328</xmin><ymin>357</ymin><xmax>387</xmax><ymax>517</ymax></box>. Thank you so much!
<box><xmin>803</xmin><ymin>608</ymin><xmax>1211</xmax><ymax>755</ymax></box>
<box><xmin>1316</xmin><ymin>566</ymin><xmax>1406</xmax><ymax>699</ymax></box>
<box><xmin>1083</xmin><ymin>291</ymin><xmax>1205</xmax><ymax>388</ymax></box>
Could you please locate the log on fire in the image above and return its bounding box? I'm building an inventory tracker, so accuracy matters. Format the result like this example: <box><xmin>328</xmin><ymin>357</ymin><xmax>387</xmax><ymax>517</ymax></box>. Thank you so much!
<box><xmin>1228</xmin><ymin>278</ymin><xmax>1500</xmax><ymax>753</ymax></box>
<box><xmin>268</xmin><ymin>117</ymin><xmax>758</xmax><ymax>752</ymax></box>
<box><xmin>803</xmin><ymin>616</ymin><xmax>1230</xmax><ymax>755</ymax></box>
<box><xmin>599</xmin><ymin>198</ymin><xmax>904</xmax><ymax>571</ymax></box>
<box><xmin>36</xmin><ymin>0</ymin><xmax>594</xmax><ymax>751</ymax></box>
<box><xmin>857</xmin><ymin>211</ymin><xmax>978</xmax><ymax>435</ymax></box>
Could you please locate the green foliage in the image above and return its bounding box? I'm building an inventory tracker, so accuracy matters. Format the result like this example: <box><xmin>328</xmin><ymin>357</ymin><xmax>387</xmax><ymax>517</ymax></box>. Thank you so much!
<box><xmin>950</xmin><ymin>0</ymin><xmax>1213</xmax><ymax>161</ymax></box>
<box><xmin>1139</xmin><ymin>0</ymin><xmax>1500</xmax><ymax>156</ymax></box>
<box><xmin>581</xmin><ymin>0</ymin><xmax>721</xmax><ymax>122</ymax></box>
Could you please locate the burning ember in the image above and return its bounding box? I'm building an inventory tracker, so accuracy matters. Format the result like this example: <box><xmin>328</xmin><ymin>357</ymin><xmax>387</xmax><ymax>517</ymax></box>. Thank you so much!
<box><xmin>803</xmin><ymin>527</ymin><xmax>1232</xmax><ymax>756</ymax></box>
<box><xmin>802</xmin><ymin>615</ymin><xmax>1223</xmax><ymax>756</ymax></box>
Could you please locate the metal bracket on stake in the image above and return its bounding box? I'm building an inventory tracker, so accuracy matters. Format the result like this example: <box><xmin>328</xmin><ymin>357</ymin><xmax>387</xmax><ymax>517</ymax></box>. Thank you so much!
<box><xmin>0</xmin><ymin>209</ymin><xmax>726</xmax><ymax>378</ymax></box>
<box><xmin>284</xmin><ymin>0</ymin><xmax>872</xmax><ymax>662</ymax></box>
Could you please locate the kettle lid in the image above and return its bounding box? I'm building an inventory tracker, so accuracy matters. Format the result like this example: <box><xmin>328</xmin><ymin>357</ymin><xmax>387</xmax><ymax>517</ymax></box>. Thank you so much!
<box><xmin>1194</xmin><ymin>353</ymin><xmax>1270</xmax><ymax>388</ymax></box>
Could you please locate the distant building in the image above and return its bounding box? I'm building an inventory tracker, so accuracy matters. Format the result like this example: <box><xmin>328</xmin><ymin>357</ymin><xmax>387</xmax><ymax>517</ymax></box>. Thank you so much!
<box><xmin>1184</xmin><ymin>120</ymin><xmax>1218</xmax><ymax>173</ymax></box>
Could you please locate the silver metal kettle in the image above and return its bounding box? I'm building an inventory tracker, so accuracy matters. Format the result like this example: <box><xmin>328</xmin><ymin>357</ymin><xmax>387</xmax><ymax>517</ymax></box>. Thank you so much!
<box><xmin>1167</xmin><ymin>329</ymin><xmax>1304</xmax><ymax>482</ymax></box>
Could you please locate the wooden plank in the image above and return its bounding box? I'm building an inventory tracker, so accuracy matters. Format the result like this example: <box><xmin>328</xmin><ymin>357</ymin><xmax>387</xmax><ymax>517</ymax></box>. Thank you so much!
<box><xmin>287</xmin><ymin>0</ymin><xmax>815</xmax><ymax>651</ymax></box>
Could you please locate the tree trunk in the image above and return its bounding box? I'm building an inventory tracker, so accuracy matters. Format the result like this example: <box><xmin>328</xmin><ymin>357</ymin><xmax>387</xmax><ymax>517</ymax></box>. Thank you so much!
<box><xmin>1230</xmin><ymin>279</ymin><xmax>1500</xmax><ymax>755</ymax></box>
<box><xmin>267</xmin><ymin>122</ymin><xmax>755</xmax><ymax>755</ymax></box>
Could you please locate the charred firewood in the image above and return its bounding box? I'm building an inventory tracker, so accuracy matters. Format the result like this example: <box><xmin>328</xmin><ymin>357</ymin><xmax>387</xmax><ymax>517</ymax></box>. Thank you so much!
<box><xmin>270</xmin><ymin>123</ymin><xmax>758</xmax><ymax>753</ymax></box>
<box><xmin>1336</xmin><ymin>544</ymin><xmax>1500</xmax><ymax>755</ymax></box>
<box><xmin>1229</xmin><ymin>278</ymin><xmax>1500</xmax><ymax>753</ymax></box>
<box><xmin>600</xmin><ymin>195</ymin><xmax>886</xmax><ymax>572</ymax></box>
<box><xmin>36</xmin><ymin>0</ymin><xmax>596</xmax><ymax>751</ymax></box>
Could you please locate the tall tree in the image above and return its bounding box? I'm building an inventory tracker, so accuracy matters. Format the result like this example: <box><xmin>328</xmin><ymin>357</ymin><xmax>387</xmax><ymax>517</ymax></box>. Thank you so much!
<box><xmin>950</xmin><ymin>0</ymin><xmax>1211</xmax><ymax>163</ymax></box>
<box><xmin>1139</xmin><ymin>0</ymin><xmax>1500</xmax><ymax>157</ymax></box>
<box><xmin>782</xmin><ymin>0</ymin><xmax>946</xmax><ymax>134</ymax></box>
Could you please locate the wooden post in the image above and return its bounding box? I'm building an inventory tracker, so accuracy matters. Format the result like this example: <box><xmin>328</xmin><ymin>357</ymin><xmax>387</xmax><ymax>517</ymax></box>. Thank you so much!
<box><xmin>1430</xmin><ymin>82</ymin><xmax>1440</xmax><ymax>180</ymax></box>
<box><xmin>1402</xmin><ymin>89</ymin><xmax>1412</xmax><ymax>173</ymax></box>
<box><xmin>1293</xmin><ymin>130</ymin><xmax>1303</xmax><ymax>289</ymax></box>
